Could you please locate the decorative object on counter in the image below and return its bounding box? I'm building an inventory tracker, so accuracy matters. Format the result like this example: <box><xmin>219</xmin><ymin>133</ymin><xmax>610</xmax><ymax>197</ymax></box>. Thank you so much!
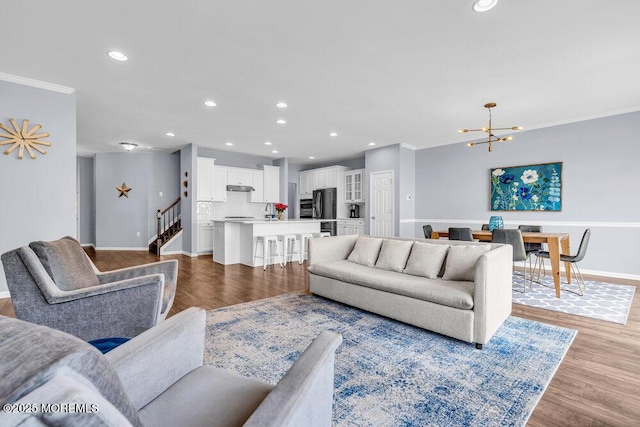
<box><xmin>488</xmin><ymin>216</ymin><xmax>504</xmax><ymax>231</ymax></box>
<box><xmin>491</xmin><ymin>162</ymin><xmax>562</xmax><ymax>211</ymax></box>
<box><xmin>0</xmin><ymin>118</ymin><xmax>51</xmax><ymax>160</ymax></box>
<box><xmin>116</xmin><ymin>182</ymin><xmax>132</xmax><ymax>198</ymax></box>
<box><xmin>275</xmin><ymin>203</ymin><xmax>288</xmax><ymax>220</ymax></box>
<box><xmin>458</xmin><ymin>102</ymin><xmax>522</xmax><ymax>152</ymax></box>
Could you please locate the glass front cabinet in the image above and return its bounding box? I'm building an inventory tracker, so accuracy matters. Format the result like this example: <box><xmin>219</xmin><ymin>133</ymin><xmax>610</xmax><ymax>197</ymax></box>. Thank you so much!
<box><xmin>344</xmin><ymin>169</ymin><xmax>364</xmax><ymax>203</ymax></box>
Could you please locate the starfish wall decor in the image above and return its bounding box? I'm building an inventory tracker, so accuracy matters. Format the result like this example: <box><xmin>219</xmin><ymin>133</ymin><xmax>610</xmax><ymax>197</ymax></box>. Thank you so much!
<box><xmin>0</xmin><ymin>119</ymin><xmax>52</xmax><ymax>159</ymax></box>
<box><xmin>116</xmin><ymin>182</ymin><xmax>132</xmax><ymax>198</ymax></box>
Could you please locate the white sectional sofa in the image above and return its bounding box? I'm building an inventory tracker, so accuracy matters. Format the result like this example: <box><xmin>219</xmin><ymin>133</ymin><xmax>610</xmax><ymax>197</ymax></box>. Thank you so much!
<box><xmin>307</xmin><ymin>235</ymin><xmax>513</xmax><ymax>349</ymax></box>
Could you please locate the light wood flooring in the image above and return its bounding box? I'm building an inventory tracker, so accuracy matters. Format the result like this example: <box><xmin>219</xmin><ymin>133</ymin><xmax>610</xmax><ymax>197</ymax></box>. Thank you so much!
<box><xmin>1</xmin><ymin>249</ymin><xmax>638</xmax><ymax>426</ymax></box>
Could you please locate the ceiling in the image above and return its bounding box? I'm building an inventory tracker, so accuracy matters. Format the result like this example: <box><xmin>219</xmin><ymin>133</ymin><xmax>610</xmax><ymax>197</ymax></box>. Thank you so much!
<box><xmin>3</xmin><ymin>1</ymin><xmax>640</xmax><ymax>164</ymax></box>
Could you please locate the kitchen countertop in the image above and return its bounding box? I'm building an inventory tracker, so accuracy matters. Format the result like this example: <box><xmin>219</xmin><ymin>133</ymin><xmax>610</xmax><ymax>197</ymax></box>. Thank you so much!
<box><xmin>213</xmin><ymin>218</ymin><xmax>338</xmax><ymax>224</ymax></box>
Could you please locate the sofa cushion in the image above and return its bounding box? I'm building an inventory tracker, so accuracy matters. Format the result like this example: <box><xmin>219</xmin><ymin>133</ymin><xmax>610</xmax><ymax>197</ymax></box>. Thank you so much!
<box><xmin>403</xmin><ymin>242</ymin><xmax>449</xmax><ymax>279</ymax></box>
<box><xmin>442</xmin><ymin>244</ymin><xmax>491</xmax><ymax>282</ymax></box>
<box><xmin>309</xmin><ymin>260</ymin><xmax>474</xmax><ymax>310</ymax></box>
<box><xmin>375</xmin><ymin>240</ymin><xmax>414</xmax><ymax>272</ymax></box>
<box><xmin>29</xmin><ymin>236</ymin><xmax>100</xmax><ymax>291</ymax></box>
<box><xmin>347</xmin><ymin>236</ymin><xmax>383</xmax><ymax>267</ymax></box>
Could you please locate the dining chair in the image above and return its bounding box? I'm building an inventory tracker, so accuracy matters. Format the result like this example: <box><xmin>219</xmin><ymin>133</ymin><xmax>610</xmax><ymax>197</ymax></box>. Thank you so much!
<box><xmin>481</xmin><ymin>224</ymin><xmax>490</xmax><ymax>230</ymax></box>
<box><xmin>448</xmin><ymin>227</ymin><xmax>474</xmax><ymax>242</ymax></box>
<box><xmin>533</xmin><ymin>229</ymin><xmax>591</xmax><ymax>296</ymax></box>
<box><xmin>423</xmin><ymin>224</ymin><xmax>433</xmax><ymax>239</ymax></box>
<box><xmin>492</xmin><ymin>229</ymin><xmax>528</xmax><ymax>292</ymax></box>
<box><xmin>518</xmin><ymin>224</ymin><xmax>543</xmax><ymax>276</ymax></box>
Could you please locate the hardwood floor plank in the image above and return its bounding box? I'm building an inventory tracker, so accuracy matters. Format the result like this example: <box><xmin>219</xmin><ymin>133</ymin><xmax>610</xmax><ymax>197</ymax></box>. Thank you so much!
<box><xmin>0</xmin><ymin>249</ymin><xmax>638</xmax><ymax>426</ymax></box>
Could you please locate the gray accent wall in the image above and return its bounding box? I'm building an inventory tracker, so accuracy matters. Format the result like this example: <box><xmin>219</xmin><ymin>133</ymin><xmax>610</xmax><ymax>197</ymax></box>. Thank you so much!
<box><xmin>0</xmin><ymin>80</ymin><xmax>76</xmax><ymax>293</ymax></box>
<box><xmin>197</xmin><ymin>147</ymin><xmax>273</xmax><ymax>169</ymax></box>
<box><xmin>181</xmin><ymin>144</ymin><xmax>197</xmax><ymax>255</ymax></box>
<box><xmin>77</xmin><ymin>156</ymin><xmax>95</xmax><ymax>245</ymax></box>
<box><xmin>94</xmin><ymin>152</ymin><xmax>179</xmax><ymax>249</ymax></box>
<box><xmin>414</xmin><ymin>111</ymin><xmax>640</xmax><ymax>277</ymax></box>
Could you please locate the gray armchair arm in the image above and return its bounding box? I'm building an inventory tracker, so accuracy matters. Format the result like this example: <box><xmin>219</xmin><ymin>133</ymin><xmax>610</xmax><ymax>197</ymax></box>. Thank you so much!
<box><xmin>245</xmin><ymin>330</ymin><xmax>343</xmax><ymax>427</ymax></box>
<box><xmin>97</xmin><ymin>259</ymin><xmax>178</xmax><ymax>285</ymax></box>
<box><xmin>106</xmin><ymin>307</ymin><xmax>206</xmax><ymax>410</ymax></box>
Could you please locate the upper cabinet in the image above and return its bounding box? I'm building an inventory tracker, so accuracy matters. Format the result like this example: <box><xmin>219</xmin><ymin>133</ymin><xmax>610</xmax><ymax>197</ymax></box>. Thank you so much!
<box><xmin>299</xmin><ymin>171</ymin><xmax>313</xmax><ymax>197</ymax></box>
<box><xmin>227</xmin><ymin>168</ymin><xmax>253</xmax><ymax>187</ymax></box>
<box><xmin>262</xmin><ymin>165</ymin><xmax>280</xmax><ymax>203</ymax></box>
<box><xmin>250</xmin><ymin>170</ymin><xmax>264</xmax><ymax>203</ymax></box>
<box><xmin>197</xmin><ymin>157</ymin><xmax>215</xmax><ymax>201</ymax></box>
<box><xmin>212</xmin><ymin>166</ymin><xmax>228</xmax><ymax>201</ymax></box>
<box><xmin>344</xmin><ymin>169</ymin><xmax>364</xmax><ymax>203</ymax></box>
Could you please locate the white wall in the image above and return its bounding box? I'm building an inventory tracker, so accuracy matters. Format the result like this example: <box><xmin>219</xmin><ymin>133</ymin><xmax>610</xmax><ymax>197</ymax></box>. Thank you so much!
<box><xmin>0</xmin><ymin>78</ymin><xmax>76</xmax><ymax>295</ymax></box>
<box><xmin>413</xmin><ymin>111</ymin><xmax>640</xmax><ymax>278</ymax></box>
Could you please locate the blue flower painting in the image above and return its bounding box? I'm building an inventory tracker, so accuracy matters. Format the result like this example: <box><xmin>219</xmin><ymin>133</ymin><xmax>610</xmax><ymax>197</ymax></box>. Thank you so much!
<box><xmin>490</xmin><ymin>162</ymin><xmax>562</xmax><ymax>211</ymax></box>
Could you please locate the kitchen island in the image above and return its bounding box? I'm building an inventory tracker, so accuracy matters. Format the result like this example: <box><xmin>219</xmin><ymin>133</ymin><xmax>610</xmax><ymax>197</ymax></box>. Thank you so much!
<box><xmin>213</xmin><ymin>219</ymin><xmax>331</xmax><ymax>266</ymax></box>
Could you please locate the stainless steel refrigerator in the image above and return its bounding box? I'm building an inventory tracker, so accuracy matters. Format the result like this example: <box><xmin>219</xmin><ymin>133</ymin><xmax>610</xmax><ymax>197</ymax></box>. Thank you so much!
<box><xmin>313</xmin><ymin>188</ymin><xmax>337</xmax><ymax>236</ymax></box>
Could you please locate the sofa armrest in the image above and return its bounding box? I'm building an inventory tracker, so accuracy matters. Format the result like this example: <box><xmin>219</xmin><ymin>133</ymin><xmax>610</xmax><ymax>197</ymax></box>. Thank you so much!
<box><xmin>245</xmin><ymin>330</ymin><xmax>342</xmax><ymax>427</ymax></box>
<box><xmin>308</xmin><ymin>235</ymin><xmax>358</xmax><ymax>266</ymax></box>
<box><xmin>473</xmin><ymin>244</ymin><xmax>513</xmax><ymax>345</ymax></box>
<box><xmin>97</xmin><ymin>259</ymin><xmax>178</xmax><ymax>285</ymax></box>
<box><xmin>106</xmin><ymin>307</ymin><xmax>206</xmax><ymax>410</ymax></box>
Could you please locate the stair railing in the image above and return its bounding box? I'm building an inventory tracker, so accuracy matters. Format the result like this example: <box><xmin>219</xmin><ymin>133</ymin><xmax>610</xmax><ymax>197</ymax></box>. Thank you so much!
<box><xmin>155</xmin><ymin>197</ymin><xmax>181</xmax><ymax>256</ymax></box>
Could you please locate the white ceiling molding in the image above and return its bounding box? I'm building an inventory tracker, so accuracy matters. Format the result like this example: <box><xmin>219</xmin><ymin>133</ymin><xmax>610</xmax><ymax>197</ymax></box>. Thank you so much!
<box><xmin>0</xmin><ymin>72</ymin><xmax>75</xmax><ymax>94</ymax></box>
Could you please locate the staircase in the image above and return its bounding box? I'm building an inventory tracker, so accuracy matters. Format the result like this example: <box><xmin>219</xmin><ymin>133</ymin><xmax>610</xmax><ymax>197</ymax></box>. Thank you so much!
<box><xmin>149</xmin><ymin>197</ymin><xmax>182</xmax><ymax>256</ymax></box>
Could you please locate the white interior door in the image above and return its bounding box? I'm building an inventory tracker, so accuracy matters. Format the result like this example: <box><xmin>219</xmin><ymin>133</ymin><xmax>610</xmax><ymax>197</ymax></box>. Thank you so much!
<box><xmin>370</xmin><ymin>171</ymin><xmax>394</xmax><ymax>236</ymax></box>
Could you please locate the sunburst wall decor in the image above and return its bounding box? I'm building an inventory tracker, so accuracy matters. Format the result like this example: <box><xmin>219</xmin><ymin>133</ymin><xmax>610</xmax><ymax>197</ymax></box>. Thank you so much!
<box><xmin>0</xmin><ymin>118</ymin><xmax>52</xmax><ymax>160</ymax></box>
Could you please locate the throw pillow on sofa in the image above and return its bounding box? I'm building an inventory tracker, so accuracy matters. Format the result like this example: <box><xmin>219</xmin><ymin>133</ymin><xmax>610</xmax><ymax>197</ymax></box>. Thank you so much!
<box><xmin>442</xmin><ymin>244</ymin><xmax>491</xmax><ymax>282</ymax></box>
<box><xmin>375</xmin><ymin>239</ymin><xmax>414</xmax><ymax>272</ymax></box>
<box><xmin>403</xmin><ymin>242</ymin><xmax>449</xmax><ymax>279</ymax></box>
<box><xmin>347</xmin><ymin>236</ymin><xmax>383</xmax><ymax>267</ymax></box>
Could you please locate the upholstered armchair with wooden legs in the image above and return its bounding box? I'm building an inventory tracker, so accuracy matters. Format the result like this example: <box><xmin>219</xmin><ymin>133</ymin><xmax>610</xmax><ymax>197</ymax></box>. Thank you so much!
<box><xmin>1</xmin><ymin>236</ymin><xmax>177</xmax><ymax>341</ymax></box>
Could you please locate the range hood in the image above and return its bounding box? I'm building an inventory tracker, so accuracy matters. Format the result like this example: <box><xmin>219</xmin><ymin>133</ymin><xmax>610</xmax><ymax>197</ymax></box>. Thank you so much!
<box><xmin>226</xmin><ymin>185</ymin><xmax>255</xmax><ymax>192</ymax></box>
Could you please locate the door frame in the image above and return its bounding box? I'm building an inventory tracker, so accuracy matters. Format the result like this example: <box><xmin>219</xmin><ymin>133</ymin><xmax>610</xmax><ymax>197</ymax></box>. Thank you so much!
<box><xmin>369</xmin><ymin>170</ymin><xmax>394</xmax><ymax>236</ymax></box>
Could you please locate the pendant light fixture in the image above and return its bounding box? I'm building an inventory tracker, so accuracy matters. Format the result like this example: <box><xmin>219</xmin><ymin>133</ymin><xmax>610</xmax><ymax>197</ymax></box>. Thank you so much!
<box><xmin>458</xmin><ymin>103</ymin><xmax>522</xmax><ymax>152</ymax></box>
<box><xmin>119</xmin><ymin>142</ymin><xmax>138</xmax><ymax>151</ymax></box>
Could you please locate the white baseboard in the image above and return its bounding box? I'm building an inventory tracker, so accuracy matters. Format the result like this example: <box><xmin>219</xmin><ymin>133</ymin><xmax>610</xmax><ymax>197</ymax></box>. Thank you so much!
<box><xmin>81</xmin><ymin>243</ymin><xmax>96</xmax><ymax>248</ymax></box>
<box><xmin>0</xmin><ymin>291</ymin><xmax>10</xmax><ymax>299</ymax></box>
<box><xmin>94</xmin><ymin>247</ymin><xmax>149</xmax><ymax>251</ymax></box>
<box><xmin>182</xmin><ymin>251</ymin><xmax>199</xmax><ymax>258</ymax></box>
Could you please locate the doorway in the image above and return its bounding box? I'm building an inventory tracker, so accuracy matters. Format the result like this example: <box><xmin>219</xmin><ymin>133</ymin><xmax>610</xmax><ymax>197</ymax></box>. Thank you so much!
<box><xmin>369</xmin><ymin>170</ymin><xmax>394</xmax><ymax>236</ymax></box>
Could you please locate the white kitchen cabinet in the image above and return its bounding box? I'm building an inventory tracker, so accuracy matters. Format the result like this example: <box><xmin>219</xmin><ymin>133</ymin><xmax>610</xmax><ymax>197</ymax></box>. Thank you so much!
<box><xmin>197</xmin><ymin>157</ymin><xmax>215</xmax><ymax>201</ymax></box>
<box><xmin>251</xmin><ymin>170</ymin><xmax>264</xmax><ymax>202</ymax></box>
<box><xmin>337</xmin><ymin>219</ymin><xmax>365</xmax><ymax>236</ymax></box>
<box><xmin>212</xmin><ymin>166</ymin><xmax>228</xmax><ymax>201</ymax></box>
<box><xmin>197</xmin><ymin>221</ymin><xmax>214</xmax><ymax>253</ymax></box>
<box><xmin>344</xmin><ymin>169</ymin><xmax>364</xmax><ymax>203</ymax></box>
<box><xmin>227</xmin><ymin>168</ymin><xmax>253</xmax><ymax>186</ymax></box>
<box><xmin>262</xmin><ymin>165</ymin><xmax>280</xmax><ymax>202</ymax></box>
<box><xmin>314</xmin><ymin>169</ymin><xmax>328</xmax><ymax>189</ymax></box>
<box><xmin>299</xmin><ymin>171</ymin><xmax>313</xmax><ymax>196</ymax></box>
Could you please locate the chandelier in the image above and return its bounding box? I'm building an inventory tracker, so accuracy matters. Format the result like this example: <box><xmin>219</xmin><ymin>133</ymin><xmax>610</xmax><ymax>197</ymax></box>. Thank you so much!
<box><xmin>458</xmin><ymin>102</ymin><xmax>522</xmax><ymax>152</ymax></box>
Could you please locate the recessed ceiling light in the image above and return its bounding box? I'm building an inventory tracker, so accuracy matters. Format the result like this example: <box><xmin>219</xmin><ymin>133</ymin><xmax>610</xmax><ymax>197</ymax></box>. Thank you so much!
<box><xmin>329</xmin><ymin>132</ymin><xmax>338</xmax><ymax>137</ymax></box>
<box><xmin>276</xmin><ymin>119</ymin><xmax>286</xmax><ymax>125</ymax></box>
<box><xmin>276</xmin><ymin>102</ymin><xmax>288</xmax><ymax>108</ymax></box>
<box><xmin>108</xmin><ymin>51</ymin><xmax>128</xmax><ymax>61</ymax></box>
<box><xmin>309</xmin><ymin>156</ymin><xmax>315</xmax><ymax>159</ymax></box>
<box><xmin>264</xmin><ymin>141</ymin><xmax>272</xmax><ymax>145</ymax></box>
<box><xmin>368</xmin><ymin>142</ymin><xmax>376</xmax><ymax>146</ymax></box>
<box><xmin>472</xmin><ymin>0</ymin><xmax>498</xmax><ymax>12</ymax></box>
<box><xmin>225</xmin><ymin>142</ymin><xmax>233</xmax><ymax>146</ymax></box>
<box><xmin>165</xmin><ymin>132</ymin><xmax>175</xmax><ymax>137</ymax></box>
<box><xmin>272</xmin><ymin>150</ymin><xmax>279</xmax><ymax>154</ymax></box>
<box><xmin>204</xmin><ymin>100</ymin><xmax>217</xmax><ymax>107</ymax></box>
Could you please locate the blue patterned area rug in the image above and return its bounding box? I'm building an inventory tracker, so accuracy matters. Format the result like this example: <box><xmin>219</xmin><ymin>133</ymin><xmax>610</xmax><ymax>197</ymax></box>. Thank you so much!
<box><xmin>511</xmin><ymin>273</ymin><xmax>636</xmax><ymax>324</ymax></box>
<box><xmin>204</xmin><ymin>292</ymin><xmax>576</xmax><ymax>426</ymax></box>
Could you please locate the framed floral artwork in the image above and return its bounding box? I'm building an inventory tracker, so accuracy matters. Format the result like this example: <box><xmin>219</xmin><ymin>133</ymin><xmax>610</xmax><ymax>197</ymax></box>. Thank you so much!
<box><xmin>490</xmin><ymin>162</ymin><xmax>562</xmax><ymax>211</ymax></box>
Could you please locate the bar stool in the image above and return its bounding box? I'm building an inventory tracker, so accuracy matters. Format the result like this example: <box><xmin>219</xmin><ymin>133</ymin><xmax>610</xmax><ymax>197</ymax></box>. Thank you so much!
<box><xmin>278</xmin><ymin>234</ymin><xmax>301</xmax><ymax>266</ymax></box>
<box><xmin>296</xmin><ymin>233</ymin><xmax>315</xmax><ymax>264</ymax></box>
<box><xmin>254</xmin><ymin>235</ymin><xmax>283</xmax><ymax>270</ymax></box>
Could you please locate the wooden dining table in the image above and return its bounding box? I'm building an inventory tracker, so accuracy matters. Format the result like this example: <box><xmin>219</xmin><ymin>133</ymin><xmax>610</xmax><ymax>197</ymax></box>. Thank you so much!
<box><xmin>431</xmin><ymin>230</ymin><xmax>571</xmax><ymax>298</ymax></box>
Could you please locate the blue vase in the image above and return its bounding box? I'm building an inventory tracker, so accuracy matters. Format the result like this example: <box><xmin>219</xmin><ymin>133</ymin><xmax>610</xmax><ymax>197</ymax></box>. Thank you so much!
<box><xmin>488</xmin><ymin>216</ymin><xmax>504</xmax><ymax>231</ymax></box>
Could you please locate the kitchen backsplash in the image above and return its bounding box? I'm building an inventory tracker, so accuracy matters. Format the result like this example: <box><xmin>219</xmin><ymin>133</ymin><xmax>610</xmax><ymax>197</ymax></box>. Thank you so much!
<box><xmin>197</xmin><ymin>192</ymin><xmax>272</xmax><ymax>220</ymax></box>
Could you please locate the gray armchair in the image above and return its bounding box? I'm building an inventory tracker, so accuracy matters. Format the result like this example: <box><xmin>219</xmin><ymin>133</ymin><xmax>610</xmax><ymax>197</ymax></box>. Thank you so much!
<box><xmin>1</xmin><ymin>236</ymin><xmax>177</xmax><ymax>341</ymax></box>
<box><xmin>0</xmin><ymin>308</ymin><xmax>342</xmax><ymax>426</ymax></box>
